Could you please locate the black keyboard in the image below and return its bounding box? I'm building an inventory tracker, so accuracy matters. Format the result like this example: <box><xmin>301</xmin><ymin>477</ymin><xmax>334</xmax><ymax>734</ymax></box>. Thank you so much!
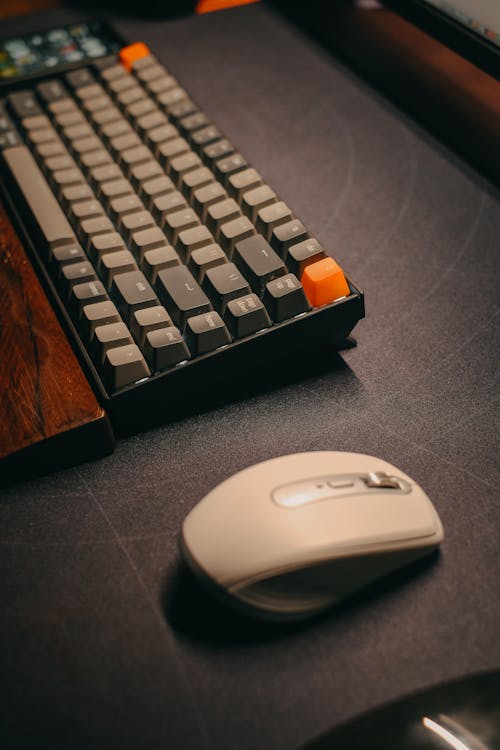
<box><xmin>0</xmin><ymin>36</ymin><xmax>364</xmax><ymax>432</ymax></box>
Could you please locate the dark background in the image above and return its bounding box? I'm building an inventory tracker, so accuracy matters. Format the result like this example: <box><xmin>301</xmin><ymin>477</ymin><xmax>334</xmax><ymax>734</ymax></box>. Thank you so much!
<box><xmin>1</xmin><ymin>4</ymin><xmax>499</xmax><ymax>749</ymax></box>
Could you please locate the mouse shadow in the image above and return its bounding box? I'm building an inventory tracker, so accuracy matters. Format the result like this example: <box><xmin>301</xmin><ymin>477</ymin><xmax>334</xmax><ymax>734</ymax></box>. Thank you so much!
<box><xmin>162</xmin><ymin>552</ymin><xmax>440</xmax><ymax>646</ymax></box>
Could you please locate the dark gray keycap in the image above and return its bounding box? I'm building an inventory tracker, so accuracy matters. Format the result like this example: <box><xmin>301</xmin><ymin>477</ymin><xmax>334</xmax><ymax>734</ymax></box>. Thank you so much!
<box><xmin>136</xmin><ymin>109</ymin><xmax>167</xmax><ymax>135</ymax></box>
<box><xmin>241</xmin><ymin>184</ymin><xmax>277</xmax><ymax>222</ymax></box>
<box><xmin>120</xmin><ymin>144</ymin><xmax>153</xmax><ymax>175</ymax></box>
<box><xmin>135</xmin><ymin>61</ymin><xmax>165</xmax><ymax>83</ymax></box>
<box><xmin>263</xmin><ymin>273</ymin><xmax>310</xmax><ymax>322</ymax></box>
<box><xmin>121</xmin><ymin>209</ymin><xmax>155</xmax><ymax>240</ymax></box>
<box><xmin>130</xmin><ymin>305</ymin><xmax>172</xmax><ymax>347</ymax></box>
<box><xmin>163</xmin><ymin>207</ymin><xmax>199</xmax><ymax>244</ymax></box>
<box><xmin>80</xmin><ymin>149</ymin><xmax>112</xmax><ymax>170</ymax></box>
<box><xmin>256</xmin><ymin>201</ymin><xmax>293</xmax><ymax>241</ymax></box>
<box><xmin>51</xmin><ymin>243</ymin><xmax>86</xmax><ymax>269</ymax></box>
<box><xmin>234</xmin><ymin>234</ymin><xmax>286</xmax><ymax>296</ymax></box>
<box><xmin>3</xmin><ymin>146</ymin><xmax>76</xmax><ymax>256</ymax></box>
<box><xmin>156</xmin><ymin>266</ymin><xmax>212</xmax><ymax>328</ymax></box>
<box><xmin>44</xmin><ymin>154</ymin><xmax>76</xmax><ymax>173</ymax></box>
<box><xmin>81</xmin><ymin>300</ymin><xmax>120</xmax><ymax>338</ymax></box>
<box><xmin>22</xmin><ymin>114</ymin><xmax>50</xmax><ymax>131</ymax></box>
<box><xmin>146</xmin><ymin>123</ymin><xmax>178</xmax><ymax>154</ymax></box>
<box><xmin>127</xmin><ymin>97</ymin><xmax>156</xmax><ymax>121</ymax></box>
<box><xmin>110</xmin><ymin>131</ymin><xmax>141</xmax><ymax>153</ymax></box>
<box><xmin>89</xmin><ymin>232</ymin><xmax>126</xmax><ymax>263</ymax></box>
<box><xmin>61</xmin><ymin>183</ymin><xmax>95</xmax><ymax>209</ymax></box>
<box><xmin>35</xmin><ymin>140</ymin><xmax>66</xmax><ymax>159</ymax></box>
<box><xmin>51</xmin><ymin>167</ymin><xmax>85</xmax><ymax>194</ymax></box>
<box><xmin>130</xmin><ymin>160</ymin><xmax>163</xmax><ymax>189</ymax></box>
<box><xmin>8</xmin><ymin>91</ymin><xmax>42</xmax><ymax>119</ymax></box>
<box><xmin>112</xmin><ymin>270</ymin><xmax>158</xmax><ymax>320</ymax></box>
<box><xmin>101</xmin><ymin>251</ymin><xmax>138</xmax><ymax>287</ymax></box>
<box><xmin>147</xmin><ymin>76</ymin><xmax>177</xmax><ymax>97</ymax></box>
<box><xmin>53</xmin><ymin>109</ymin><xmax>84</xmax><ymax>128</ymax></box>
<box><xmin>116</xmin><ymin>86</ymin><xmax>144</xmax><ymax>108</ymax></box>
<box><xmin>78</xmin><ymin>216</ymin><xmax>115</xmax><ymax>249</ymax></box>
<box><xmin>144</xmin><ymin>326</ymin><xmax>190</xmax><ymax>370</ymax></box>
<box><xmin>102</xmin><ymin>342</ymin><xmax>150</xmax><ymax>389</ymax></box>
<box><xmin>107</xmin><ymin>74</ymin><xmax>136</xmax><ymax>94</ymax></box>
<box><xmin>185</xmin><ymin>311</ymin><xmax>231</xmax><ymax>355</ymax></box>
<box><xmin>91</xmin><ymin>106</ymin><xmax>122</xmax><ymax>128</ymax></box>
<box><xmin>140</xmin><ymin>174</ymin><xmax>175</xmax><ymax>208</ymax></box>
<box><xmin>143</xmin><ymin>245</ymin><xmax>181</xmax><ymax>283</ymax></box>
<box><xmin>169</xmin><ymin>151</ymin><xmax>202</xmax><ymax>186</ymax></box>
<box><xmin>157</xmin><ymin>87</ymin><xmax>188</xmax><ymax>110</ymax></box>
<box><xmin>61</xmin><ymin>260</ymin><xmax>97</xmax><ymax>294</ymax></box>
<box><xmin>181</xmin><ymin>166</ymin><xmax>213</xmax><ymax>200</ymax></box>
<box><xmin>188</xmin><ymin>243</ymin><xmax>227</xmax><ymax>281</ymax></box>
<box><xmin>202</xmin><ymin>138</ymin><xmax>234</xmax><ymax>167</ymax></box>
<box><xmin>66</xmin><ymin>68</ymin><xmax>95</xmax><ymax>90</ymax></box>
<box><xmin>70</xmin><ymin>280</ymin><xmax>108</xmax><ymax>316</ymax></box>
<box><xmin>206</xmin><ymin>198</ymin><xmax>241</xmax><ymax>237</ymax></box>
<box><xmin>215</xmin><ymin>152</ymin><xmax>248</xmax><ymax>185</ymax></box>
<box><xmin>179</xmin><ymin>111</ymin><xmax>209</xmax><ymax>135</ymax></box>
<box><xmin>192</xmin><ymin>182</ymin><xmax>227</xmax><ymax>221</ymax></box>
<box><xmin>90</xmin><ymin>163</ymin><xmax>122</xmax><ymax>186</ymax></box>
<box><xmin>28</xmin><ymin>127</ymin><xmax>59</xmax><ymax>145</ymax></box>
<box><xmin>65</xmin><ymin>125</ymin><xmax>95</xmax><ymax>143</ymax></box>
<box><xmin>37</xmin><ymin>80</ymin><xmax>67</xmax><ymax>103</ymax></box>
<box><xmin>48</xmin><ymin>98</ymin><xmax>77</xmax><ymax>115</ymax></box>
<box><xmin>228</xmin><ymin>168</ymin><xmax>262</xmax><ymax>202</ymax></box>
<box><xmin>110</xmin><ymin>193</ymin><xmax>144</xmax><ymax>225</ymax></box>
<box><xmin>191</xmin><ymin>125</ymin><xmax>222</xmax><ymax>151</ymax></box>
<box><xmin>95</xmin><ymin>322</ymin><xmax>133</xmax><ymax>363</ymax></box>
<box><xmin>223</xmin><ymin>293</ymin><xmax>271</xmax><ymax>338</ymax></box>
<box><xmin>157</xmin><ymin>137</ymin><xmax>189</xmax><ymax>167</ymax></box>
<box><xmin>284</xmin><ymin>238</ymin><xmax>326</xmax><ymax>278</ymax></box>
<box><xmin>70</xmin><ymin>198</ymin><xmax>104</xmax><ymax>223</ymax></box>
<box><xmin>218</xmin><ymin>216</ymin><xmax>255</xmax><ymax>256</ymax></box>
<box><xmin>203</xmin><ymin>262</ymin><xmax>251</xmax><ymax>311</ymax></box>
<box><xmin>177</xmin><ymin>225</ymin><xmax>214</xmax><ymax>260</ymax></box>
<box><xmin>76</xmin><ymin>83</ymin><xmax>105</xmax><ymax>100</ymax></box>
<box><xmin>131</xmin><ymin>226</ymin><xmax>169</xmax><ymax>261</ymax></box>
<box><xmin>101</xmin><ymin>119</ymin><xmax>131</xmax><ymax>141</ymax></box>
<box><xmin>153</xmin><ymin>191</ymin><xmax>187</xmax><ymax>225</ymax></box>
<box><xmin>0</xmin><ymin>131</ymin><xmax>19</xmax><ymax>149</ymax></box>
<box><xmin>99</xmin><ymin>177</ymin><xmax>133</xmax><ymax>206</ymax></box>
<box><xmin>168</xmin><ymin>99</ymin><xmax>197</xmax><ymax>124</ymax></box>
<box><xmin>270</xmin><ymin>219</ymin><xmax>309</xmax><ymax>257</ymax></box>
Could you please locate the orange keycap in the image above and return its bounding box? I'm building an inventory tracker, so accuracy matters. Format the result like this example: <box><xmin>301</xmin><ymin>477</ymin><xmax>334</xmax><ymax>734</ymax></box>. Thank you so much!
<box><xmin>119</xmin><ymin>43</ymin><xmax>151</xmax><ymax>72</ymax></box>
<box><xmin>301</xmin><ymin>257</ymin><xmax>350</xmax><ymax>307</ymax></box>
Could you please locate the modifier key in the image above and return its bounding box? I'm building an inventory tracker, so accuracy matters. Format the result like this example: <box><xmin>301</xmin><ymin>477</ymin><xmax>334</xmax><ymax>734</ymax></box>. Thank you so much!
<box><xmin>156</xmin><ymin>265</ymin><xmax>212</xmax><ymax>328</ymax></box>
<box><xmin>102</xmin><ymin>343</ymin><xmax>150</xmax><ymax>390</ymax></box>
<box><xmin>263</xmin><ymin>273</ymin><xmax>310</xmax><ymax>322</ymax></box>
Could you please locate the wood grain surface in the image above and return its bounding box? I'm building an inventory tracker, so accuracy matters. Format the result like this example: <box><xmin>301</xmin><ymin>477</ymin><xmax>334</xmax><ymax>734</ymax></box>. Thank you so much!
<box><xmin>0</xmin><ymin>198</ymin><xmax>114</xmax><ymax>482</ymax></box>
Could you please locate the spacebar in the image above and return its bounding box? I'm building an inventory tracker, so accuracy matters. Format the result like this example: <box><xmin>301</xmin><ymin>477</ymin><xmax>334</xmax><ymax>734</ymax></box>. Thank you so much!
<box><xmin>3</xmin><ymin>145</ymin><xmax>76</xmax><ymax>255</ymax></box>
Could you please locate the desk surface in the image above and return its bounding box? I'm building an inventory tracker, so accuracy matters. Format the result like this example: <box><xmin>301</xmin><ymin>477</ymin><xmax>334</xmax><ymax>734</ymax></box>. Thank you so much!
<box><xmin>1</xmin><ymin>5</ymin><xmax>499</xmax><ymax>749</ymax></box>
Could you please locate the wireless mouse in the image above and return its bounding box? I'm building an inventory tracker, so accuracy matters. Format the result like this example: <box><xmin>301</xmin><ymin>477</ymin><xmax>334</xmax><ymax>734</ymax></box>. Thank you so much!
<box><xmin>181</xmin><ymin>452</ymin><xmax>444</xmax><ymax>621</ymax></box>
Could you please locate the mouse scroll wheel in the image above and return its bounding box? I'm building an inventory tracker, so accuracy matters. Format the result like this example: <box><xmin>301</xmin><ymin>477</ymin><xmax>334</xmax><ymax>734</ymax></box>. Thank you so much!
<box><xmin>363</xmin><ymin>472</ymin><xmax>402</xmax><ymax>489</ymax></box>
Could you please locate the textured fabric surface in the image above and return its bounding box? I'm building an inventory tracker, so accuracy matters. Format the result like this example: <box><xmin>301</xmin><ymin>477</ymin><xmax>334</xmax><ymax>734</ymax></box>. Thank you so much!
<box><xmin>1</xmin><ymin>5</ymin><xmax>499</xmax><ymax>749</ymax></box>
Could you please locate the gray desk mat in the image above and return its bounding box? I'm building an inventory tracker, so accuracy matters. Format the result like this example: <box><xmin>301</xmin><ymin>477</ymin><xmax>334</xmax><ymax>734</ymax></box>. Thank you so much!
<box><xmin>1</xmin><ymin>5</ymin><xmax>499</xmax><ymax>749</ymax></box>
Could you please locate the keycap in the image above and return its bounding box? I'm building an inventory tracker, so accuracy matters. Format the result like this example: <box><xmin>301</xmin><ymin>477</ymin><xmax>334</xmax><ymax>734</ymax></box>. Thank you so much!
<box><xmin>179</xmin><ymin>111</ymin><xmax>209</xmax><ymax>135</ymax></box>
<box><xmin>95</xmin><ymin>322</ymin><xmax>133</xmax><ymax>360</ymax></box>
<box><xmin>241</xmin><ymin>184</ymin><xmax>277</xmax><ymax>222</ymax></box>
<box><xmin>218</xmin><ymin>216</ymin><xmax>255</xmax><ymax>256</ymax></box>
<box><xmin>102</xmin><ymin>342</ymin><xmax>150</xmax><ymax>388</ymax></box>
<box><xmin>70</xmin><ymin>198</ymin><xmax>104</xmax><ymax>223</ymax></box>
<box><xmin>135</xmin><ymin>62</ymin><xmax>165</xmax><ymax>84</ymax></box>
<box><xmin>190</xmin><ymin>125</ymin><xmax>222</xmax><ymax>151</ymax></box>
<box><xmin>157</xmin><ymin>87</ymin><xmax>189</xmax><ymax>110</ymax></box>
<box><xmin>156</xmin><ymin>266</ymin><xmax>212</xmax><ymax>328</ymax></box>
<box><xmin>70</xmin><ymin>280</ymin><xmax>108</xmax><ymax>316</ymax></box>
<box><xmin>61</xmin><ymin>260</ymin><xmax>97</xmax><ymax>294</ymax></box>
<box><xmin>140</xmin><ymin>174</ymin><xmax>175</xmax><ymax>208</ymax></box>
<box><xmin>301</xmin><ymin>257</ymin><xmax>350</xmax><ymax>307</ymax></box>
<box><xmin>146</xmin><ymin>123</ymin><xmax>178</xmax><ymax>154</ymax></box>
<box><xmin>143</xmin><ymin>245</ymin><xmax>181</xmax><ymax>283</ymax></box>
<box><xmin>177</xmin><ymin>225</ymin><xmax>214</xmax><ymax>260</ymax></box>
<box><xmin>215</xmin><ymin>152</ymin><xmax>248</xmax><ymax>185</ymax></box>
<box><xmin>256</xmin><ymin>201</ymin><xmax>293</xmax><ymax>241</ymax></box>
<box><xmin>81</xmin><ymin>300</ymin><xmax>120</xmax><ymax>338</ymax></box>
<box><xmin>22</xmin><ymin>114</ymin><xmax>50</xmax><ymax>131</ymax></box>
<box><xmin>270</xmin><ymin>219</ymin><xmax>309</xmax><ymax>257</ymax></box>
<box><xmin>66</xmin><ymin>68</ymin><xmax>95</xmax><ymax>90</ymax></box>
<box><xmin>143</xmin><ymin>326</ymin><xmax>190</xmax><ymax>369</ymax></box>
<box><xmin>3</xmin><ymin>146</ymin><xmax>76</xmax><ymax>256</ymax></box>
<box><xmin>284</xmin><ymin>238</ymin><xmax>326</xmax><ymax>279</ymax></box>
<box><xmin>80</xmin><ymin>149</ymin><xmax>112</xmax><ymax>170</ymax></box>
<box><xmin>131</xmin><ymin>226</ymin><xmax>170</xmax><ymax>261</ymax></box>
<box><xmin>61</xmin><ymin>183</ymin><xmax>95</xmax><ymax>209</ymax></box>
<box><xmin>233</xmin><ymin>235</ymin><xmax>286</xmax><ymax>296</ymax></box>
<box><xmin>185</xmin><ymin>311</ymin><xmax>231</xmax><ymax>355</ymax></box>
<box><xmin>121</xmin><ymin>209</ymin><xmax>156</xmax><ymax>240</ymax></box>
<box><xmin>181</xmin><ymin>166</ymin><xmax>213</xmax><ymax>200</ymax></box>
<box><xmin>163</xmin><ymin>207</ymin><xmax>199</xmax><ymax>244</ymax></box>
<box><xmin>203</xmin><ymin>263</ymin><xmax>251</xmax><ymax>311</ymax></box>
<box><xmin>157</xmin><ymin>137</ymin><xmax>189</xmax><ymax>167</ymax></box>
<box><xmin>130</xmin><ymin>305</ymin><xmax>173</xmax><ymax>347</ymax></box>
<box><xmin>119</xmin><ymin>42</ymin><xmax>151</xmax><ymax>72</ymax></box>
<box><xmin>168</xmin><ymin>99</ymin><xmax>197</xmax><ymax>124</ymax></box>
<box><xmin>136</xmin><ymin>110</ymin><xmax>167</xmax><ymax>136</ymax></box>
<box><xmin>188</xmin><ymin>243</ymin><xmax>227</xmax><ymax>281</ymax></box>
<box><xmin>51</xmin><ymin>243</ymin><xmax>86</xmax><ymax>269</ymax></box>
<box><xmin>192</xmin><ymin>182</ymin><xmax>227</xmax><ymax>221</ymax></box>
<box><xmin>8</xmin><ymin>91</ymin><xmax>42</xmax><ymax>119</ymax></box>
<box><xmin>89</xmin><ymin>232</ymin><xmax>126</xmax><ymax>263</ymax></box>
<box><xmin>224</xmin><ymin>293</ymin><xmax>271</xmax><ymax>338</ymax></box>
<box><xmin>37</xmin><ymin>80</ymin><xmax>67</xmax><ymax>103</ymax></box>
<box><xmin>131</xmin><ymin>160</ymin><xmax>163</xmax><ymax>189</ymax></box>
<box><xmin>202</xmin><ymin>138</ymin><xmax>234</xmax><ymax>166</ymax></box>
<box><xmin>127</xmin><ymin>97</ymin><xmax>156</xmax><ymax>121</ymax></box>
<box><xmin>100</xmin><ymin>178</ymin><xmax>133</xmax><ymax>206</ymax></box>
<box><xmin>112</xmin><ymin>270</ymin><xmax>159</xmax><ymax>320</ymax></box>
<box><xmin>263</xmin><ymin>274</ymin><xmax>310</xmax><ymax>322</ymax></box>
<box><xmin>110</xmin><ymin>193</ymin><xmax>143</xmax><ymax>225</ymax></box>
<box><xmin>79</xmin><ymin>216</ymin><xmax>115</xmax><ymax>249</ymax></box>
<box><xmin>101</xmin><ymin>250</ymin><xmax>138</xmax><ymax>286</ymax></box>
<box><xmin>228</xmin><ymin>168</ymin><xmax>262</xmax><ymax>202</ymax></box>
<box><xmin>153</xmin><ymin>191</ymin><xmax>188</xmax><ymax>225</ymax></box>
<box><xmin>169</xmin><ymin>152</ymin><xmax>202</xmax><ymax>186</ymax></box>
<box><xmin>206</xmin><ymin>198</ymin><xmax>241</xmax><ymax>237</ymax></box>
<box><xmin>147</xmin><ymin>76</ymin><xmax>177</xmax><ymax>96</ymax></box>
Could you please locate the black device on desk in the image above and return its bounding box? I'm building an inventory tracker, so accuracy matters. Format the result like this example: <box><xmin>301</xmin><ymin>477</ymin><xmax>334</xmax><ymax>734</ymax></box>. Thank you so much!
<box><xmin>0</xmin><ymin>18</ymin><xmax>364</xmax><ymax>471</ymax></box>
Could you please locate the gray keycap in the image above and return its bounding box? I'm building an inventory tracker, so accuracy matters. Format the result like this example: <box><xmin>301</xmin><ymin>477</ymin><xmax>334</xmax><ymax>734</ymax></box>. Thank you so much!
<box><xmin>89</xmin><ymin>232</ymin><xmax>126</xmax><ymax>263</ymax></box>
<box><xmin>256</xmin><ymin>201</ymin><xmax>293</xmax><ymax>241</ymax></box>
<box><xmin>206</xmin><ymin>198</ymin><xmax>241</xmax><ymax>237</ymax></box>
<box><xmin>61</xmin><ymin>260</ymin><xmax>97</xmax><ymax>294</ymax></box>
<box><xmin>8</xmin><ymin>90</ymin><xmax>42</xmax><ymax>118</ymax></box>
<box><xmin>94</xmin><ymin>321</ymin><xmax>132</xmax><ymax>360</ymax></box>
<box><xmin>51</xmin><ymin>243</ymin><xmax>86</xmax><ymax>269</ymax></box>
<box><xmin>73</xmin><ymin>135</ymin><xmax>110</xmax><ymax>159</ymax></box>
<box><xmin>181</xmin><ymin>166</ymin><xmax>213</xmax><ymax>200</ymax></box>
<box><xmin>35</xmin><ymin>139</ymin><xmax>66</xmax><ymax>159</ymax></box>
<box><xmin>52</xmin><ymin>167</ymin><xmax>85</xmax><ymax>194</ymax></box>
<box><xmin>81</xmin><ymin>149</ymin><xmax>112</xmax><ymax>170</ymax></box>
<box><xmin>192</xmin><ymin>182</ymin><xmax>227</xmax><ymax>221</ymax></box>
<box><xmin>202</xmin><ymin>138</ymin><xmax>234</xmax><ymax>166</ymax></box>
<box><xmin>90</xmin><ymin>163</ymin><xmax>122</xmax><ymax>186</ymax></box>
<box><xmin>156</xmin><ymin>265</ymin><xmax>212</xmax><ymax>328</ymax></box>
<box><xmin>112</xmin><ymin>270</ymin><xmax>159</xmax><ymax>320</ymax></box>
<box><xmin>177</xmin><ymin>225</ymin><xmax>214</xmax><ymax>261</ymax></box>
<box><xmin>70</xmin><ymin>198</ymin><xmax>105</xmax><ymax>223</ymax></box>
<box><xmin>102</xmin><ymin>341</ymin><xmax>150</xmax><ymax>389</ymax></box>
<box><xmin>117</xmin><ymin>86</ymin><xmax>144</xmax><ymax>108</ymax></box>
<box><xmin>233</xmin><ymin>234</ymin><xmax>286</xmax><ymax>295</ymax></box>
<box><xmin>140</xmin><ymin>174</ymin><xmax>175</xmax><ymax>208</ymax></box>
<box><xmin>146</xmin><ymin>123</ymin><xmax>178</xmax><ymax>154</ymax></box>
<box><xmin>153</xmin><ymin>191</ymin><xmax>187</xmax><ymax>225</ymax></box>
<box><xmin>131</xmin><ymin>226</ymin><xmax>169</xmax><ymax>260</ymax></box>
<box><xmin>79</xmin><ymin>216</ymin><xmax>115</xmax><ymax>249</ymax></box>
<box><xmin>143</xmin><ymin>326</ymin><xmax>190</xmax><ymax>370</ymax></box>
<box><xmin>92</xmin><ymin>107</ymin><xmax>123</xmax><ymax>130</ymax></box>
<box><xmin>100</xmin><ymin>250</ymin><xmax>138</xmax><ymax>286</ymax></box>
<box><xmin>224</xmin><ymin>293</ymin><xmax>271</xmax><ymax>338</ymax></box>
<box><xmin>203</xmin><ymin>262</ymin><xmax>251</xmax><ymax>311</ymax></box>
<box><xmin>127</xmin><ymin>97</ymin><xmax>156</xmax><ymax>121</ymax></box>
<box><xmin>157</xmin><ymin>87</ymin><xmax>188</xmax><ymax>110</ymax></box>
<box><xmin>190</xmin><ymin>125</ymin><xmax>221</xmax><ymax>150</ymax></box>
<box><xmin>270</xmin><ymin>219</ymin><xmax>309</xmax><ymax>257</ymax></box>
<box><xmin>3</xmin><ymin>146</ymin><xmax>77</xmax><ymax>256</ymax></box>
<box><xmin>130</xmin><ymin>160</ymin><xmax>163</xmax><ymax>189</ymax></box>
<box><xmin>136</xmin><ymin>109</ymin><xmax>167</xmax><ymax>135</ymax></box>
<box><xmin>214</xmin><ymin>152</ymin><xmax>247</xmax><ymax>185</ymax></box>
<box><xmin>185</xmin><ymin>311</ymin><xmax>231</xmax><ymax>355</ymax></box>
<box><xmin>110</xmin><ymin>131</ymin><xmax>141</xmax><ymax>153</ymax></box>
<box><xmin>22</xmin><ymin>114</ymin><xmax>50</xmax><ymax>131</ymax></box>
<box><xmin>188</xmin><ymin>243</ymin><xmax>227</xmax><ymax>281</ymax></box>
<box><xmin>228</xmin><ymin>168</ymin><xmax>262</xmax><ymax>202</ymax></box>
<box><xmin>241</xmin><ymin>184</ymin><xmax>277</xmax><ymax>222</ymax></box>
<box><xmin>61</xmin><ymin>182</ymin><xmax>94</xmax><ymax>209</ymax></box>
<box><xmin>120</xmin><ymin>144</ymin><xmax>153</xmax><ymax>175</ymax></box>
<box><xmin>163</xmin><ymin>207</ymin><xmax>199</xmax><ymax>244</ymax></box>
<box><xmin>157</xmin><ymin>137</ymin><xmax>189</xmax><ymax>167</ymax></box>
<box><xmin>130</xmin><ymin>305</ymin><xmax>172</xmax><ymax>347</ymax></box>
<box><xmin>121</xmin><ymin>209</ymin><xmax>155</xmax><ymax>240</ymax></box>
<box><xmin>64</xmin><ymin>122</ymin><xmax>93</xmax><ymax>141</ymax></box>
<box><xmin>99</xmin><ymin>177</ymin><xmax>133</xmax><ymax>206</ymax></box>
<box><xmin>143</xmin><ymin>245</ymin><xmax>181</xmax><ymax>283</ymax></box>
<box><xmin>101</xmin><ymin>119</ymin><xmax>132</xmax><ymax>141</ymax></box>
<box><xmin>135</xmin><ymin>61</ymin><xmax>164</xmax><ymax>82</ymax></box>
<box><xmin>147</xmin><ymin>75</ymin><xmax>177</xmax><ymax>96</ymax></box>
<box><xmin>70</xmin><ymin>280</ymin><xmax>108</xmax><ymax>315</ymax></box>
<box><xmin>110</xmin><ymin>193</ymin><xmax>144</xmax><ymax>225</ymax></box>
<box><xmin>169</xmin><ymin>151</ymin><xmax>202</xmax><ymax>186</ymax></box>
<box><xmin>28</xmin><ymin>127</ymin><xmax>58</xmax><ymax>145</ymax></box>
<box><xmin>218</xmin><ymin>216</ymin><xmax>255</xmax><ymax>256</ymax></box>
<box><xmin>284</xmin><ymin>238</ymin><xmax>326</xmax><ymax>278</ymax></box>
<box><xmin>263</xmin><ymin>273</ymin><xmax>310</xmax><ymax>322</ymax></box>
<box><xmin>108</xmin><ymin>74</ymin><xmax>136</xmax><ymax>95</ymax></box>
<box><xmin>81</xmin><ymin>300</ymin><xmax>120</xmax><ymax>338</ymax></box>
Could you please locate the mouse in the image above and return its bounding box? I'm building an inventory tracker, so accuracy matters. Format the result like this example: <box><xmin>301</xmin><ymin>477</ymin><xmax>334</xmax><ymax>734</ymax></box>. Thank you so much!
<box><xmin>181</xmin><ymin>452</ymin><xmax>444</xmax><ymax>621</ymax></box>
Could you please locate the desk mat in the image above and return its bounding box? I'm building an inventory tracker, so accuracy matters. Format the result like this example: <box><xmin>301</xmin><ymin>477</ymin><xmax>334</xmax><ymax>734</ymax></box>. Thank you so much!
<box><xmin>1</xmin><ymin>4</ymin><xmax>499</xmax><ymax>749</ymax></box>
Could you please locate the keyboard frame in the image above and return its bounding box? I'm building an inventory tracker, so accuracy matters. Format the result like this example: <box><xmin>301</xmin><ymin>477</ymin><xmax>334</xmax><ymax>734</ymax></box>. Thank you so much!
<box><xmin>0</xmin><ymin>23</ymin><xmax>365</xmax><ymax>434</ymax></box>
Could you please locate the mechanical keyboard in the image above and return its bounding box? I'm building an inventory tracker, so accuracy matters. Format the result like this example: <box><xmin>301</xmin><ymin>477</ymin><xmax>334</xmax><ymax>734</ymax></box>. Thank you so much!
<box><xmin>0</xmin><ymin>27</ymin><xmax>364</xmax><ymax>435</ymax></box>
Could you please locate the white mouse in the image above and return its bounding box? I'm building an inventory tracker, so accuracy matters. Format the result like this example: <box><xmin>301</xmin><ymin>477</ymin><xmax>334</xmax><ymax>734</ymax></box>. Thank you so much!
<box><xmin>181</xmin><ymin>452</ymin><xmax>444</xmax><ymax>621</ymax></box>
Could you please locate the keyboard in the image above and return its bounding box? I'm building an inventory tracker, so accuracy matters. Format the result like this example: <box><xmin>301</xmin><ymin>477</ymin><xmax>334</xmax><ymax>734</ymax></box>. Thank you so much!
<box><xmin>0</xmin><ymin>33</ymin><xmax>364</xmax><ymax>434</ymax></box>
